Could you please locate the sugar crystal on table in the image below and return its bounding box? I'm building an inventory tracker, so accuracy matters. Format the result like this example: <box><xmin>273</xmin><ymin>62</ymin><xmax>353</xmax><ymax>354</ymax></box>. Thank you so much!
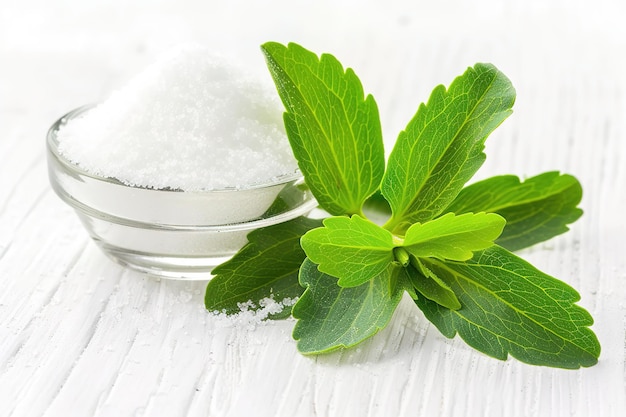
<box><xmin>56</xmin><ymin>44</ymin><xmax>298</xmax><ymax>191</ymax></box>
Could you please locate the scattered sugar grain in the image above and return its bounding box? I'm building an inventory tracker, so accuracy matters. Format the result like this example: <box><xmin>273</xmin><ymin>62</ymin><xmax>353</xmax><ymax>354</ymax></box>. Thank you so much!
<box><xmin>56</xmin><ymin>44</ymin><xmax>297</xmax><ymax>191</ymax></box>
<box><xmin>210</xmin><ymin>296</ymin><xmax>298</xmax><ymax>331</ymax></box>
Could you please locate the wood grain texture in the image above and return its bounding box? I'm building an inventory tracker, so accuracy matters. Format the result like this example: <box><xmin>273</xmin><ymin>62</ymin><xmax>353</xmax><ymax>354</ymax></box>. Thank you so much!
<box><xmin>1</xmin><ymin>0</ymin><xmax>625</xmax><ymax>416</ymax></box>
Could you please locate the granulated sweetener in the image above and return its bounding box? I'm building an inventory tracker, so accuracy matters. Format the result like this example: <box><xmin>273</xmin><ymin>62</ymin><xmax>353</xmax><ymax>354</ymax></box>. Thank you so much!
<box><xmin>57</xmin><ymin>44</ymin><xmax>297</xmax><ymax>191</ymax></box>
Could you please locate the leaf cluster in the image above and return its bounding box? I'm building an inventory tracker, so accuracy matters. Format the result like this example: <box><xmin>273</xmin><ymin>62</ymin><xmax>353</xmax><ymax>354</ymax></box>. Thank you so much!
<box><xmin>205</xmin><ymin>42</ymin><xmax>599</xmax><ymax>369</ymax></box>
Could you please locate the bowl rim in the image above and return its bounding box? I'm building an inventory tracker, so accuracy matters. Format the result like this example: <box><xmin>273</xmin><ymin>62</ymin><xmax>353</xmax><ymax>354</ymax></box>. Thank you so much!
<box><xmin>46</xmin><ymin>104</ymin><xmax>305</xmax><ymax>194</ymax></box>
<box><xmin>68</xmin><ymin>195</ymin><xmax>320</xmax><ymax>232</ymax></box>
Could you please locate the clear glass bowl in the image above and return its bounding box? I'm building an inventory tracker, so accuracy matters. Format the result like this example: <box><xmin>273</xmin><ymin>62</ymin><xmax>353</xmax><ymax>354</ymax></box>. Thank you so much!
<box><xmin>46</xmin><ymin>106</ymin><xmax>317</xmax><ymax>280</ymax></box>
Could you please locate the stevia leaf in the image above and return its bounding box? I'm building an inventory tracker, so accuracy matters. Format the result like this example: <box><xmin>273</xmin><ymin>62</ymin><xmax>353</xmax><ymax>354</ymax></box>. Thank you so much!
<box><xmin>403</xmin><ymin>212</ymin><xmax>505</xmax><ymax>261</ymax></box>
<box><xmin>408</xmin><ymin>258</ymin><xmax>461</xmax><ymax>310</ymax></box>
<box><xmin>381</xmin><ymin>63</ymin><xmax>515</xmax><ymax>235</ymax></box>
<box><xmin>444</xmin><ymin>172</ymin><xmax>583</xmax><ymax>251</ymax></box>
<box><xmin>292</xmin><ymin>258</ymin><xmax>404</xmax><ymax>354</ymax></box>
<box><xmin>414</xmin><ymin>245</ymin><xmax>600</xmax><ymax>369</ymax></box>
<box><xmin>262</xmin><ymin>42</ymin><xmax>385</xmax><ymax>216</ymax></box>
<box><xmin>261</xmin><ymin>180</ymin><xmax>314</xmax><ymax>218</ymax></box>
<box><xmin>301</xmin><ymin>215</ymin><xmax>395</xmax><ymax>287</ymax></box>
<box><xmin>205</xmin><ymin>217</ymin><xmax>322</xmax><ymax>319</ymax></box>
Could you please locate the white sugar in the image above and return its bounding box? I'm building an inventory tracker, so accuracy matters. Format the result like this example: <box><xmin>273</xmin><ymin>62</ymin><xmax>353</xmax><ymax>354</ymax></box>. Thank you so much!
<box><xmin>56</xmin><ymin>44</ymin><xmax>297</xmax><ymax>191</ymax></box>
<box><xmin>210</xmin><ymin>297</ymin><xmax>298</xmax><ymax>330</ymax></box>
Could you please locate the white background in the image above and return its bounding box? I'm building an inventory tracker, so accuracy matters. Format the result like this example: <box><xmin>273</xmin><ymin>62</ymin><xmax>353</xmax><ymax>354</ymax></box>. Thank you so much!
<box><xmin>1</xmin><ymin>0</ymin><xmax>625</xmax><ymax>416</ymax></box>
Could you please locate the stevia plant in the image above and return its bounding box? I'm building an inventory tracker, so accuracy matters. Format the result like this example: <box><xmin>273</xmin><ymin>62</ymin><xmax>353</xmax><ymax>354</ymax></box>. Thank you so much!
<box><xmin>205</xmin><ymin>42</ymin><xmax>600</xmax><ymax>369</ymax></box>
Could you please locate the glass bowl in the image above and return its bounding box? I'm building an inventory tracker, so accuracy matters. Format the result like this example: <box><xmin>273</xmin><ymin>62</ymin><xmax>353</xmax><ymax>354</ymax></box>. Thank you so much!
<box><xmin>46</xmin><ymin>106</ymin><xmax>316</xmax><ymax>280</ymax></box>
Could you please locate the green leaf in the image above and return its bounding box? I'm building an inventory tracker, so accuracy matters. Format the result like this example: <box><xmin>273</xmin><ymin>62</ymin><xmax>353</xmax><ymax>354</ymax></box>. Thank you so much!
<box><xmin>408</xmin><ymin>258</ymin><xmax>461</xmax><ymax>310</ymax></box>
<box><xmin>403</xmin><ymin>212</ymin><xmax>506</xmax><ymax>261</ymax></box>
<box><xmin>445</xmin><ymin>172</ymin><xmax>583</xmax><ymax>251</ymax></box>
<box><xmin>205</xmin><ymin>217</ymin><xmax>322</xmax><ymax>319</ymax></box>
<box><xmin>301</xmin><ymin>215</ymin><xmax>395</xmax><ymax>287</ymax></box>
<box><xmin>414</xmin><ymin>246</ymin><xmax>600</xmax><ymax>368</ymax></box>
<box><xmin>261</xmin><ymin>180</ymin><xmax>313</xmax><ymax>218</ymax></box>
<box><xmin>292</xmin><ymin>259</ymin><xmax>404</xmax><ymax>354</ymax></box>
<box><xmin>381</xmin><ymin>63</ymin><xmax>516</xmax><ymax>234</ymax></box>
<box><xmin>262</xmin><ymin>42</ymin><xmax>385</xmax><ymax>216</ymax></box>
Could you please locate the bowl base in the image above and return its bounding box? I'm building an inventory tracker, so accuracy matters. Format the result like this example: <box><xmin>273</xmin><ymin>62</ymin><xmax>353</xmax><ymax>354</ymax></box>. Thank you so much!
<box><xmin>100</xmin><ymin>245</ymin><xmax>231</xmax><ymax>280</ymax></box>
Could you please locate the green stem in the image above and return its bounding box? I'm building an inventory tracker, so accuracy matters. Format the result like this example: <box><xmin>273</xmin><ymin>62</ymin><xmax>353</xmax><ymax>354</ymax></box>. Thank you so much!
<box><xmin>383</xmin><ymin>215</ymin><xmax>409</xmax><ymax>236</ymax></box>
<box><xmin>393</xmin><ymin>247</ymin><xmax>411</xmax><ymax>267</ymax></box>
<box><xmin>382</xmin><ymin>215</ymin><xmax>397</xmax><ymax>231</ymax></box>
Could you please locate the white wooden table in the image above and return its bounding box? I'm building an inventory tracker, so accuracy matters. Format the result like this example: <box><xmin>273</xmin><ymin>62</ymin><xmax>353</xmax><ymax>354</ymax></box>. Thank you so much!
<box><xmin>1</xmin><ymin>1</ymin><xmax>625</xmax><ymax>415</ymax></box>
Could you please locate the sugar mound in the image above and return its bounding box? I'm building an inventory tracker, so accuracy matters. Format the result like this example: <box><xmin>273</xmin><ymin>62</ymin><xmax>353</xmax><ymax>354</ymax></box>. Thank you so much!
<box><xmin>56</xmin><ymin>44</ymin><xmax>298</xmax><ymax>191</ymax></box>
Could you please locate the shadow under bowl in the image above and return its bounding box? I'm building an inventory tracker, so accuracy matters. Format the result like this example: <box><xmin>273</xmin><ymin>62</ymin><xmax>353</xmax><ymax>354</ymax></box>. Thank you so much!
<box><xmin>47</xmin><ymin>106</ymin><xmax>316</xmax><ymax>280</ymax></box>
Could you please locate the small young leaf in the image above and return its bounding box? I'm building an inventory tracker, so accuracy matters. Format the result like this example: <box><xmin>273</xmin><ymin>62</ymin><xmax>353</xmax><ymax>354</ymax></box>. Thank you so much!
<box><xmin>408</xmin><ymin>258</ymin><xmax>461</xmax><ymax>310</ymax></box>
<box><xmin>261</xmin><ymin>42</ymin><xmax>385</xmax><ymax>216</ymax></box>
<box><xmin>381</xmin><ymin>63</ymin><xmax>515</xmax><ymax>234</ymax></box>
<box><xmin>445</xmin><ymin>172</ymin><xmax>583</xmax><ymax>251</ymax></box>
<box><xmin>415</xmin><ymin>246</ymin><xmax>600</xmax><ymax>368</ymax></box>
<box><xmin>292</xmin><ymin>259</ymin><xmax>404</xmax><ymax>354</ymax></box>
<box><xmin>301</xmin><ymin>215</ymin><xmax>395</xmax><ymax>287</ymax></box>
<box><xmin>403</xmin><ymin>212</ymin><xmax>505</xmax><ymax>261</ymax></box>
<box><xmin>205</xmin><ymin>217</ymin><xmax>322</xmax><ymax>319</ymax></box>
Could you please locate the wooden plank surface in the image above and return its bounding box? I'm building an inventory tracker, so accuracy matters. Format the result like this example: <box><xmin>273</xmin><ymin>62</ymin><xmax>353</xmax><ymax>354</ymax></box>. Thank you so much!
<box><xmin>1</xmin><ymin>1</ymin><xmax>625</xmax><ymax>416</ymax></box>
